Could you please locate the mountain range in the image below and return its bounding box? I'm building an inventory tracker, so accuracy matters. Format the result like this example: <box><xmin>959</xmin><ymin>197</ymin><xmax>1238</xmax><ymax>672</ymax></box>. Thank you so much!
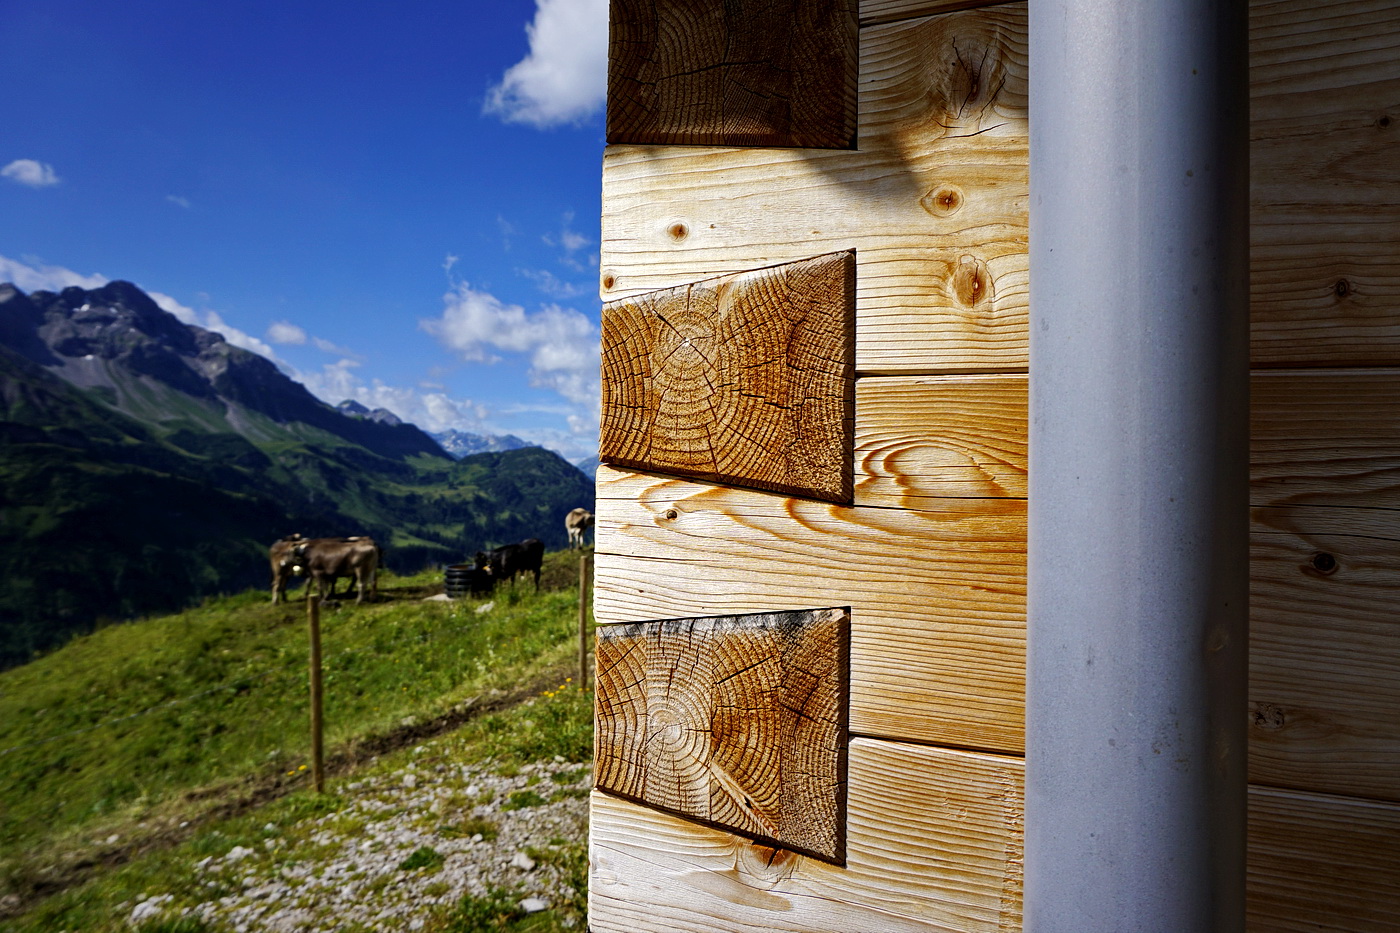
<box><xmin>0</xmin><ymin>280</ymin><xmax>594</xmax><ymax>668</ymax></box>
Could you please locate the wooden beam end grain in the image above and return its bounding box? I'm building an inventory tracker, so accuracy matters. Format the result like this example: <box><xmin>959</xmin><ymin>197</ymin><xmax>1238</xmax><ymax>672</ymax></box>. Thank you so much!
<box><xmin>594</xmin><ymin>606</ymin><xmax>851</xmax><ymax>863</ymax></box>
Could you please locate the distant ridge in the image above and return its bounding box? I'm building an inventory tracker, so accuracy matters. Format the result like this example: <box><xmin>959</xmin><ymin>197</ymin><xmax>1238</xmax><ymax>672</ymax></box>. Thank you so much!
<box><xmin>429</xmin><ymin>428</ymin><xmax>531</xmax><ymax>459</ymax></box>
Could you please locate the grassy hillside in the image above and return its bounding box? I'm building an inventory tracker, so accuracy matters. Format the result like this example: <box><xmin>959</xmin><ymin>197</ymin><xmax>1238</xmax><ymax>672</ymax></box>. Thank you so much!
<box><xmin>0</xmin><ymin>550</ymin><xmax>594</xmax><ymax>930</ymax></box>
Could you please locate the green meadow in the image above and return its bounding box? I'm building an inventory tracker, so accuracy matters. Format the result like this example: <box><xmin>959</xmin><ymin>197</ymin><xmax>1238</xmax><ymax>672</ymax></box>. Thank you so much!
<box><xmin>0</xmin><ymin>552</ymin><xmax>594</xmax><ymax>931</ymax></box>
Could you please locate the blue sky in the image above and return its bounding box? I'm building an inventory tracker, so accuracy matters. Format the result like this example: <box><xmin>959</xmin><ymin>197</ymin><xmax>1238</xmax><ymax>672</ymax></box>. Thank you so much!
<box><xmin>0</xmin><ymin>0</ymin><xmax>608</xmax><ymax>460</ymax></box>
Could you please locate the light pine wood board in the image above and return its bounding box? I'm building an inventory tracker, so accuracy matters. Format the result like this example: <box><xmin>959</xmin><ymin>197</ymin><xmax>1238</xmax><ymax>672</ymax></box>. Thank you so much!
<box><xmin>1250</xmin><ymin>0</ymin><xmax>1400</xmax><ymax>366</ymax></box>
<box><xmin>594</xmin><ymin>463</ymin><xmax>1027</xmax><ymax>753</ymax></box>
<box><xmin>590</xmin><ymin>737</ymin><xmax>1023</xmax><ymax>933</ymax></box>
<box><xmin>856</xmin><ymin>374</ymin><xmax>1027</xmax><ymax>505</ymax></box>
<box><xmin>1248</xmin><ymin>785</ymin><xmax>1400</xmax><ymax>932</ymax></box>
<box><xmin>1251</xmin><ymin>370</ymin><xmax>1400</xmax><ymax>509</ymax></box>
<box><xmin>600</xmin><ymin>4</ymin><xmax>1029</xmax><ymax>375</ymax></box>
<box><xmin>860</xmin><ymin>0</ymin><xmax>1020</xmax><ymax>26</ymax></box>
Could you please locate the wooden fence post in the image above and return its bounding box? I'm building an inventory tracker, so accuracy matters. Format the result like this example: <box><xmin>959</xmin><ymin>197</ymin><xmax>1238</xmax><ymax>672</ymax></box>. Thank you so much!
<box><xmin>308</xmin><ymin>594</ymin><xmax>325</xmax><ymax>793</ymax></box>
<box><xmin>579</xmin><ymin>553</ymin><xmax>591</xmax><ymax>689</ymax></box>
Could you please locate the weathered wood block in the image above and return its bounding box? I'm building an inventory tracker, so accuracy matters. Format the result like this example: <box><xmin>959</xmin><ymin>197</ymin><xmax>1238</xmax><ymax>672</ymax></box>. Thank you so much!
<box><xmin>607</xmin><ymin>0</ymin><xmax>859</xmax><ymax>149</ymax></box>
<box><xmin>600</xmin><ymin>251</ymin><xmax>855</xmax><ymax>502</ymax></box>
<box><xmin>594</xmin><ymin>607</ymin><xmax>850</xmax><ymax>863</ymax></box>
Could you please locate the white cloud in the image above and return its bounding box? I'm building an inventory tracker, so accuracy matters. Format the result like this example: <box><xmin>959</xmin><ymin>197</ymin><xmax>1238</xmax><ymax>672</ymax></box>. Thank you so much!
<box><xmin>0</xmin><ymin>254</ymin><xmax>106</xmax><ymax>291</ymax></box>
<box><xmin>483</xmin><ymin>0</ymin><xmax>608</xmax><ymax>128</ymax></box>
<box><xmin>267</xmin><ymin>321</ymin><xmax>308</xmax><ymax>345</ymax></box>
<box><xmin>166</xmin><ymin>194</ymin><xmax>191</xmax><ymax>209</ymax></box>
<box><xmin>2</xmin><ymin>159</ymin><xmax>60</xmax><ymax>188</ymax></box>
<box><xmin>518</xmin><ymin>267</ymin><xmax>586</xmax><ymax>299</ymax></box>
<box><xmin>423</xmin><ymin>282</ymin><xmax>599</xmax><ymax>388</ymax></box>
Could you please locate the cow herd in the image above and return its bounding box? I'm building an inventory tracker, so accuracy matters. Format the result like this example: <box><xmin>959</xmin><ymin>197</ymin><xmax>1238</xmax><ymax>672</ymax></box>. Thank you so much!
<box><xmin>268</xmin><ymin>507</ymin><xmax>594</xmax><ymax>605</ymax></box>
<box><xmin>269</xmin><ymin>534</ymin><xmax>381</xmax><ymax>605</ymax></box>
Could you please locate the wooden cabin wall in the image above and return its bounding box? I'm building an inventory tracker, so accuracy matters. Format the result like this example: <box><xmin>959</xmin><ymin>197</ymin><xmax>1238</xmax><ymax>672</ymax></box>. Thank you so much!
<box><xmin>590</xmin><ymin>0</ymin><xmax>1400</xmax><ymax>930</ymax></box>
<box><xmin>594</xmin><ymin>1</ymin><xmax>1028</xmax><ymax>929</ymax></box>
<box><xmin>1245</xmin><ymin>0</ymin><xmax>1400</xmax><ymax>928</ymax></box>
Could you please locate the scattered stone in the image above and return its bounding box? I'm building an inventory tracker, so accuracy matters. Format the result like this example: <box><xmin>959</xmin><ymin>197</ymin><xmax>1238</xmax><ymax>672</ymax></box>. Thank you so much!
<box><xmin>224</xmin><ymin>845</ymin><xmax>256</xmax><ymax>862</ymax></box>
<box><xmin>129</xmin><ymin>893</ymin><xmax>173</xmax><ymax>924</ymax></box>
<box><xmin>510</xmin><ymin>851</ymin><xmax>537</xmax><ymax>872</ymax></box>
<box><xmin>475</xmin><ymin>601</ymin><xmax>494</xmax><ymax>615</ymax></box>
<box><xmin>423</xmin><ymin>593</ymin><xmax>451</xmax><ymax>602</ymax></box>
<box><xmin>521</xmin><ymin>897</ymin><xmax>550</xmax><ymax>913</ymax></box>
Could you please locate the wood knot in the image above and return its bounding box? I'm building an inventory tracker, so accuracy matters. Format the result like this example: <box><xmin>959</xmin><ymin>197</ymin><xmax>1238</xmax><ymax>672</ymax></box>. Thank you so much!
<box><xmin>1379</xmin><ymin>114</ymin><xmax>1392</xmax><ymax>129</ymax></box>
<box><xmin>1334</xmin><ymin>279</ymin><xmax>1351</xmax><ymax>299</ymax></box>
<box><xmin>921</xmin><ymin>184</ymin><xmax>964</xmax><ymax>218</ymax></box>
<box><xmin>663</xmin><ymin>508</ymin><xmax>679</xmax><ymax>521</ymax></box>
<box><xmin>667</xmin><ymin>222</ymin><xmax>689</xmax><ymax>242</ymax></box>
<box><xmin>601</xmin><ymin>272</ymin><xmax>617</xmax><ymax>291</ymax></box>
<box><xmin>952</xmin><ymin>255</ymin><xmax>993</xmax><ymax>308</ymax></box>
<box><xmin>1309</xmin><ymin>552</ymin><xmax>1338</xmax><ymax>575</ymax></box>
<box><xmin>1250</xmin><ymin>703</ymin><xmax>1286</xmax><ymax>731</ymax></box>
<box><xmin>737</xmin><ymin>842</ymin><xmax>799</xmax><ymax>884</ymax></box>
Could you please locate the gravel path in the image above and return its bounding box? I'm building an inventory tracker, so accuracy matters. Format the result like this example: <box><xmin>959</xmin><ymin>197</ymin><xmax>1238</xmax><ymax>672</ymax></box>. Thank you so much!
<box><xmin>120</xmin><ymin>752</ymin><xmax>589</xmax><ymax>932</ymax></box>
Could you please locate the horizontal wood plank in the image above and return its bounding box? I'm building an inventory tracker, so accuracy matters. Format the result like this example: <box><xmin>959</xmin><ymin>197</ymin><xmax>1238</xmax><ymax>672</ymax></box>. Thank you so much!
<box><xmin>590</xmin><ymin>738</ymin><xmax>1023</xmax><ymax>932</ymax></box>
<box><xmin>1248</xmin><ymin>785</ymin><xmax>1400</xmax><ymax>932</ymax></box>
<box><xmin>855</xmin><ymin>374</ymin><xmax>1026</xmax><ymax>505</ymax></box>
<box><xmin>594</xmin><ymin>464</ymin><xmax>1026</xmax><ymax>753</ymax></box>
<box><xmin>860</xmin><ymin>0</ymin><xmax>1020</xmax><ymax>26</ymax></box>
<box><xmin>600</xmin><ymin>4</ymin><xmax>1028</xmax><ymax>374</ymax></box>
<box><xmin>1250</xmin><ymin>505</ymin><xmax>1400</xmax><ymax>802</ymax></box>
<box><xmin>1251</xmin><ymin>369</ymin><xmax>1400</xmax><ymax>509</ymax></box>
<box><xmin>1250</xmin><ymin>0</ymin><xmax>1400</xmax><ymax>365</ymax></box>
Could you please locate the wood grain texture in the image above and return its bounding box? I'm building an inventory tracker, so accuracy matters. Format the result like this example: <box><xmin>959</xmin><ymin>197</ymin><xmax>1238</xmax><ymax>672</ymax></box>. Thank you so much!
<box><xmin>1248</xmin><ymin>785</ymin><xmax>1400</xmax><ymax>932</ymax></box>
<box><xmin>1248</xmin><ymin>369</ymin><xmax>1400</xmax><ymax>801</ymax></box>
<box><xmin>590</xmin><ymin>738</ymin><xmax>1024</xmax><ymax>932</ymax></box>
<box><xmin>595</xmin><ymin>607</ymin><xmax>849</xmax><ymax>862</ymax></box>
<box><xmin>600</xmin><ymin>252</ymin><xmax>855</xmax><ymax>502</ymax></box>
<box><xmin>594</xmin><ymin>464</ymin><xmax>1026</xmax><ymax>753</ymax></box>
<box><xmin>859</xmin><ymin>0</ymin><xmax>1019</xmax><ymax>26</ymax></box>
<box><xmin>1250</xmin><ymin>0</ymin><xmax>1400</xmax><ymax>365</ymax></box>
<box><xmin>855</xmin><ymin>374</ymin><xmax>1026</xmax><ymax>505</ymax></box>
<box><xmin>607</xmin><ymin>0</ymin><xmax>858</xmax><ymax>149</ymax></box>
<box><xmin>1250</xmin><ymin>505</ymin><xmax>1400</xmax><ymax>802</ymax></box>
<box><xmin>600</xmin><ymin>4</ymin><xmax>1028</xmax><ymax>374</ymax></box>
<box><xmin>1251</xmin><ymin>369</ymin><xmax>1400</xmax><ymax>509</ymax></box>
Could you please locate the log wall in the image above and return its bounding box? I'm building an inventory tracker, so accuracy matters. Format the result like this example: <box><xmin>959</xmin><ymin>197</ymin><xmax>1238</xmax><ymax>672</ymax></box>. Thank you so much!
<box><xmin>591</xmin><ymin>0</ymin><xmax>1400</xmax><ymax>929</ymax></box>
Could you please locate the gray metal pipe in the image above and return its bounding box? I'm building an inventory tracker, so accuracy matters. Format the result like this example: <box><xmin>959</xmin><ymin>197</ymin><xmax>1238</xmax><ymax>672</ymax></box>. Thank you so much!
<box><xmin>1026</xmin><ymin>1</ymin><xmax>1250</xmax><ymax>930</ymax></box>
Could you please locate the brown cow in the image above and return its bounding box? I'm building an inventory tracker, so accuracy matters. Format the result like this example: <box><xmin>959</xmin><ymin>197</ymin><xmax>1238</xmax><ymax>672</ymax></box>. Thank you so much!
<box><xmin>292</xmin><ymin>537</ymin><xmax>380</xmax><ymax>604</ymax></box>
<box><xmin>564</xmin><ymin>507</ymin><xmax>593</xmax><ymax>550</ymax></box>
<box><xmin>269</xmin><ymin>533</ymin><xmax>305</xmax><ymax>604</ymax></box>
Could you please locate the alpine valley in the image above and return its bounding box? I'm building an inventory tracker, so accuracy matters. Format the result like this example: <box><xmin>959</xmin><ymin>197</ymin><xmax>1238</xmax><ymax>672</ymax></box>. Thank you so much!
<box><xmin>0</xmin><ymin>281</ymin><xmax>594</xmax><ymax>668</ymax></box>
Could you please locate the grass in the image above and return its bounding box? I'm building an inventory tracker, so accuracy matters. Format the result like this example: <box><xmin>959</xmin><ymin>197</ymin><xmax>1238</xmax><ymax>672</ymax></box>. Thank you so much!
<box><xmin>0</xmin><ymin>551</ymin><xmax>594</xmax><ymax>927</ymax></box>
<box><xmin>6</xmin><ymin>682</ymin><xmax>594</xmax><ymax>932</ymax></box>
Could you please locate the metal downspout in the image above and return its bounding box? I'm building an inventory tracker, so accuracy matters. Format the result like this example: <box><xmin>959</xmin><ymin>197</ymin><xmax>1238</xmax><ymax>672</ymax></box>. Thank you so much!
<box><xmin>1026</xmin><ymin>1</ymin><xmax>1250</xmax><ymax>929</ymax></box>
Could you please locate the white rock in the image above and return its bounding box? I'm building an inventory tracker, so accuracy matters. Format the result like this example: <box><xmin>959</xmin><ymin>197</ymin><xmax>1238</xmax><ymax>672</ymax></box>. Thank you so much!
<box><xmin>105</xmin><ymin>834</ymin><xmax>119</xmax><ymax>845</ymax></box>
<box><xmin>475</xmin><ymin>601</ymin><xmax>494</xmax><ymax>615</ymax></box>
<box><xmin>510</xmin><ymin>852</ymin><xmax>537</xmax><ymax>872</ymax></box>
<box><xmin>128</xmin><ymin>894</ymin><xmax>173</xmax><ymax>924</ymax></box>
<box><xmin>423</xmin><ymin>593</ymin><xmax>451</xmax><ymax>602</ymax></box>
<box><xmin>520</xmin><ymin>897</ymin><xmax>550</xmax><ymax>913</ymax></box>
<box><xmin>224</xmin><ymin>845</ymin><xmax>256</xmax><ymax>862</ymax></box>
